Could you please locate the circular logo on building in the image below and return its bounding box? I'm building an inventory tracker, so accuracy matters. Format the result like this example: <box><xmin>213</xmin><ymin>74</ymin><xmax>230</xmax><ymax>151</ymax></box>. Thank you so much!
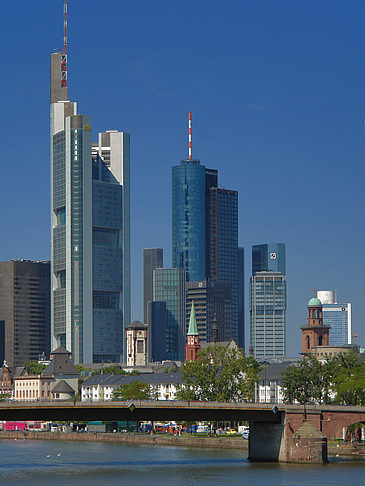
<box><xmin>270</xmin><ymin>253</ymin><xmax>277</xmax><ymax>259</ymax></box>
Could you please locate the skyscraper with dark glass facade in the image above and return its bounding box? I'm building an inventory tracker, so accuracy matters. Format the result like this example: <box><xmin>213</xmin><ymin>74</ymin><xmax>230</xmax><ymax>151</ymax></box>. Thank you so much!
<box><xmin>172</xmin><ymin>156</ymin><xmax>243</xmax><ymax>348</ymax></box>
<box><xmin>153</xmin><ymin>268</ymin><xmax>186</xmax><ymax>361</ymax></box>
<box><xmin>172</xmin><ymin>160</ymin><xmax>206</xmax><ymax>282</ymax></box>
<box><xmin>250</xmin><ymin>243</ymin><xmax>286</xmax><ymax>359</ymax></box>
<box><xmin>50</xmin><ymin>44</ymin><xmax>130</xmax><ymax>364</ymax></box>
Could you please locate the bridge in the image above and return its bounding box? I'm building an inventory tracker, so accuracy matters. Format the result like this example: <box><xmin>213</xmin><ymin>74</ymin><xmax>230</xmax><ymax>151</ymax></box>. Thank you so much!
<box><xmin>1</xmin><ymin>400</ymin><xmax>365</xmax><ymax>463</ymax></box>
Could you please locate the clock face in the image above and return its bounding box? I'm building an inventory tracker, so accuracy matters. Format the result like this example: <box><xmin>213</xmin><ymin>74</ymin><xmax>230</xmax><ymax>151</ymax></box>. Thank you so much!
<box><xmin>270</xmin><ymin>252</ymin><xmax>277</xmax><ymax>260</ymax></box>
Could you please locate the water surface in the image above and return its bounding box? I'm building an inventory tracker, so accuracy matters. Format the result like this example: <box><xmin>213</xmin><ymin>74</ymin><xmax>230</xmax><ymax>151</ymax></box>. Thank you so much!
<box><xmin>1</xmin><ymin>439</ymin><xmax>364</xmax><ymax>485</ymax></box>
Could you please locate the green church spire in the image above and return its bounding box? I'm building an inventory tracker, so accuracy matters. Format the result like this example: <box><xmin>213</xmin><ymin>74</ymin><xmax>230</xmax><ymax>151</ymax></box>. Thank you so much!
<box><xmin>187</xmin><ymin>301</ymin><xmax>198</xmax><ymax>335</ymax></box>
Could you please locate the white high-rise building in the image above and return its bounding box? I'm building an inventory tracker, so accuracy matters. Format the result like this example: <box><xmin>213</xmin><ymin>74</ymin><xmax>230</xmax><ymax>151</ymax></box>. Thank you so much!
<box><xmin>50</xmin><ymin>18</ymin><xmax>130</xmax><ymax>364</ymax></box>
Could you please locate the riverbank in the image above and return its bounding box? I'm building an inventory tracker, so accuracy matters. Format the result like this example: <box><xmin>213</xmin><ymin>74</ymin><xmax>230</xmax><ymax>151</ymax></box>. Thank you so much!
<box><xmin>1</xmin><ymin>431</ymin><xmax>365</xmax><ymax>457</ymax></box>
<box><xmin>0</xmin><ymin>430</ymin><xmax>248</xmax><ymax>449</ymax></box>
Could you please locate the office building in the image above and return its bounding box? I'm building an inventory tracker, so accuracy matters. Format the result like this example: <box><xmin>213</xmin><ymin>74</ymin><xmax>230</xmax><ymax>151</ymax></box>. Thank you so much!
<box><xmin>0</xmin><ymin>260</ymin><xmax>50</xmax><ymax>367</ymax></box>
<box><xmin>153</xmin><ymin>268</ymin><xmax>186</xmax><ymax>361</ymax></box>
<box><xmin>172</xmin><ymin>159</ymin><xmax>206</xmax><ymax>282</ymax></box>
<box><xmin>143</xmin><ymin>249</ymin><xmax>163</xmax><ymax>324</ymax></box>
<box><xmin>171</xmin><ymin>125</ymin><xmax>242</xmax><ymax>347</ymax></box>
<box><xmin>237</xmin><ymin>247</ymin><xmax>245</xmax><ymax>349</ymax></box>
<box><xmin>316</xmin><ymin>290</ymin><xmax>351</xmax><ymax>345</ymax></box>
<box><xmin>50</xmin><ymin>8</ymin><xmax>130</xmax><ymax>364</ymax></box>
<box><xmin>250</xmin><ymin>244</ymin><xmax>287</xmax><ymax>360</ymax></box>
<box><xmin>147</xmin><ymin>301</ymin><xmax>167</xmax><ymax>362</ymax></box>
<box><xmin>186</xmin><ymin>280</ymin><xmax>232</xmax><ymax>343</ymax></box>
<box><xmin>206</xmin><ymin>186</ymin><xmax>240</xmax><ymax>345</ymax></box>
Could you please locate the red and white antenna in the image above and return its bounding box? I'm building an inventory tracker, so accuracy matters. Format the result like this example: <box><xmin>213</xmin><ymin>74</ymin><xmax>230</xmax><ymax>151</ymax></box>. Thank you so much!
<box><xmin>188</xmin><ymin>111</ymin><xmax>192</xmax><ymax>159</ymax></box>
<box><xmin>61</xmin><ymin>0</ymin><xmax>68</xmax><ymax>88</ymax></box>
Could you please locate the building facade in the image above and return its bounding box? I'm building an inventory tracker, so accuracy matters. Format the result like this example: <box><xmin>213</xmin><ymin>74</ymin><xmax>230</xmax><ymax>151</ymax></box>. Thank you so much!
<box><xmin>172</xmin><ymin>153</ymin><xmax>242</xmax><ymax>348</ymax></box>
<box><xmin>143</xmin><ymin>249</ymin><xmax>163</xmax><ymax>324</ymax></box>
<box><xmin>0</xmin><ymin>260</ymin><xmax>50</xmax><ymax>367</ymax></box>
<box><xmin>147</xmin><ymin>301</ymin><xmax>167</xmax><ymax>362</ymax></box>
<box><xmin>125</xmin><ymin>321</ymin><xmax>148</xmax><ymax>367</ymax></box>
<box><xmin>250</xmin><ymin>244</ymin><xmax>287</xmax><ymax>360</ymax></box>
<box><xmin>153</xmin><ymin>268</ymin><xmax>186</xmax><ymax>361</ymax></box>
<box><xmin>316</xmin><ymin>290</ymin><xmax>351</xmax><ymax>345</ymax></box>
<box><xmin>172</xmin><ymin>160</ymin><xmax>206</xmax><ymax>282</ymax></box>
<box><xmin>301</xmin><ymin>297</ymin><xmax>330</xmax><ymax>355</ymax></box>
<box><xmin>81</xmin><ymin>373</ymin><xmax>182</xmax><ymax>401</ymax></box>
<box><xmin>186</xmin><ymin>280</ymin><xmax>231</xmax><ymax>343</ymax></box>
<box><xmin>50</xmin><ymin>41</ymin><xmax>130</xmax><ymax>364</ymax></box>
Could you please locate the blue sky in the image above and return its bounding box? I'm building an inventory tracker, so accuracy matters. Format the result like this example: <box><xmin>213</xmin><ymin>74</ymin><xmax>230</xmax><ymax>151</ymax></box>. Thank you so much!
<box><xmin>1</xmin><ymin>0</ymin><xmax>364</xmax><ymax>356</ymax></box>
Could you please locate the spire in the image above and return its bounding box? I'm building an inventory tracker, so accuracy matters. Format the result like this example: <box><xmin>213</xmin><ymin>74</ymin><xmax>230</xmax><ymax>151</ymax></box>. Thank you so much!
<box><xmin>61</xmin><ymin>0</ymin><xmax>68</xmax><ymax>88</ymax></box>
<box><xmin>187</xmin><ymin>301</ymin><xmax>198</xmax><ymax>335</ymax></box>
<box><xmin>188</xmin><ymin>111</ymin><xmax>192</xmax><ymax>159</ymax></box>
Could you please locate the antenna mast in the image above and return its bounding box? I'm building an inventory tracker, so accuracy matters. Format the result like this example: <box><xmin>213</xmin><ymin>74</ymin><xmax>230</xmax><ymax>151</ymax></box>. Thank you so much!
<box><xmin>188</xmin><ymin>112</ymin><xmax>192</xmax><ymax>159</ymax></box>
<box><xmin>61</xmin><ymin>0</ymin><xmax>68</xmax><ymax>88</ymax></box>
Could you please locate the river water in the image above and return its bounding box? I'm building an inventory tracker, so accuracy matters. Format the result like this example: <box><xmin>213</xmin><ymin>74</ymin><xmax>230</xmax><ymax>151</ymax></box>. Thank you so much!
<box><xmin>1</xmin><ymin>439</ymin><xmax>365</xmax><ymax>485</ymax></box>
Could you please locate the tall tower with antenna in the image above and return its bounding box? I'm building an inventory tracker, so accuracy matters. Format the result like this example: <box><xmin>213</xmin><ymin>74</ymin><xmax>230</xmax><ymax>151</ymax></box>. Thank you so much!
<box><xmin>172</xmin><ymin>113</ymin><xmax>243</xmax><ymax>353</ymax></box>
<box><xmin>61</xmin><ymin>0</ymin><xmax>68</xmax><ymax>88</ymax></box>
<box><xmin>50</xmin><ymin>1</ymin><xmax>130</xmax><ymax>364</ymax></box>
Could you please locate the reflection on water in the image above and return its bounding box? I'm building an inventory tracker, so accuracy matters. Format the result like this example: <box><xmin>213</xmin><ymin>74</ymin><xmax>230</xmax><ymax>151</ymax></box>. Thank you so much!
<box><xmin>1</xmin><ymin>439</ymin><xmax>365</xmax><ymax>486</ymax></box>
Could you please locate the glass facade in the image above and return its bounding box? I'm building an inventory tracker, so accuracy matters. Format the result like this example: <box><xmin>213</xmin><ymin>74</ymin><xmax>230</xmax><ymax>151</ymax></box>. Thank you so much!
<box><xmin>172</xmin><ymin>160</ymin><xmax>206</xmax><ymax>282</ymax></box>
<box><xmin>207</xmin><ymin>187</ymin><xmax>240</xmax><ymax>345</ymax></box>
<box><xmin>322</xmin><ymin>303</ymin><xmax>351</xmax><ymax>345</ymax></box>
<box><xmin>250</xmin><ymin>243</ymin><xmax>287</xmax><ymax>360</ymax></box>
<box><xmin>153</xmin><ymin>268</ymin><xmax>186</xmax><ymax>361</ymax></box>
<box><xmin>186</xmin><ymin>280</ymin><xmax>232</xmax><ymax>343</ymax></box>
<box><xmin>250</xmin><ymin>272</ymin><xmax>287</xmax><ymax>359</ymax></box>
<box><xmin>147</xmin><ymin>301</ymin><xmax>167</xmax><ymax>362</ymax></box>
<box><xmin>252</xmin><ymin>243</ymin><xmax>286</xmax><ymax>276</ymax></box>
<box><xmin>51</xmin><ymin>68</ymin><xmax>130</xmax><ymax>364</ymax></box>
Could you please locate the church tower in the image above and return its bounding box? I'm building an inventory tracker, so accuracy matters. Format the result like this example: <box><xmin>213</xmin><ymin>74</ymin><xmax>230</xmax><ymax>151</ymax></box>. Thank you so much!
<box><xmin>301</xmin><ymin>294</ymin><xmax>330</xmax><ymax>355</ymax></box>
<box><xmin>185</xmin><ymin>301</ymin><xmax>200</xmax><ymax>361</ymax></box>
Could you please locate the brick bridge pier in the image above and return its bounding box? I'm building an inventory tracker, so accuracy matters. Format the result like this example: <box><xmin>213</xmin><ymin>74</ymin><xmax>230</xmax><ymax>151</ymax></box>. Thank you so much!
<box><xmin>250</xmin><ymin>404</ymin><xmax>365</xmax><ymax>463</ymax></box>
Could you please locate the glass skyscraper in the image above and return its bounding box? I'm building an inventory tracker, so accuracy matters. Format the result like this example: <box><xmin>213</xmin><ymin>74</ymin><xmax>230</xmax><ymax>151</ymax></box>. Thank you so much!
<box><xmin>250</xmin><ymin>243</ymin><xmax>286</xmax><ymax>359</ymax></box>
<box><xmin>50</xmin><ymin>49</ymin><xmax>130</xmax><ymax>364</ymax></box>
<box><xmin>153</xmin><ymin>268</ymin><xmax>186</xmax><ymax>361</ymax></box>
<box><xmin>316</xmin><ymin>290</ymin><xmax>351</xmax><ymax>345</ymax></box>
<box><xmin>172</xmin><ymin>160</ymin><xmax>206</xmax><ymax>282</ymax></box>
<box><xmin>172</xmin><ymin>157</ymin><xmax>242</xmax><ymax>347</ymax></box>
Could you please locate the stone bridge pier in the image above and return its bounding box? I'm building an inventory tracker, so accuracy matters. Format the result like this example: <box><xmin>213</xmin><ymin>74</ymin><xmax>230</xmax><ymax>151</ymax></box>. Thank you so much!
<box><xmin>249</xmin><ymin>405</ymin><xmax>365</xmax><ymax>463</ymax></box>
<box><xmin>249</xmin><ymin>410</ymin><xmax>327</xmax><ymax>463</ymax></box>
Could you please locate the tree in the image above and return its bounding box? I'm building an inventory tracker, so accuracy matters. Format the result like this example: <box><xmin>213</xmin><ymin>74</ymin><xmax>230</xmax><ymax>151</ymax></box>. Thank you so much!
<box><xmin>282</xmin><ymin>356</ymin><xmax>334</xmax><ymax>404</ymax></box>
<box><xmin>334</xmin><ymin>366</ymin><xmax>365</xmax><ymax>406</ymax></box>
<box><xmin>92</xmin><ymin>365</ymin><xmax>127</xmax><ymax>376</ymax></box>
<box><xmin>23</xmin><ymin>361</ymin><xmax>47</xmax><ymax>375</ymax></box>
<box><xmin>282</xmin><ymin>352</ymin><xmax>365</xmax><ymax>405</ymax></box>
<box><xmin>176</xmin><ymin>345</ymin><xmax>260</xmax><ymax>402</ymax></box>
<box><xmin>112</xmin><ymin>381</ymin><xmax>151</xmax><ymax>400</ymax></box>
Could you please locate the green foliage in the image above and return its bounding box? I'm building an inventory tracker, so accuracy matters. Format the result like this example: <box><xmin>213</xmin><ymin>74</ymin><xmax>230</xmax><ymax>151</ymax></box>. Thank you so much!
<box><xmin>0</xmin><ymin>393</ymin><xmax>11</xmax><ymax>401</ymax></box>
<box><xmin>282</xmin><ymin>356</ymin><xmax>333</xmax><ymax>404</ymax></box>
<box><xmin>92</xmin><ymin>365</ymin><xmax>127</xmax><ymax>376</ymax></box>
<box><xmin>334</xmin><ymin>366</ymin><xmax>365</xmax><ymax>406</ymax></box>
<box><xmin>112</xmin><ymin>381</ymin><xmax>151</xmax><ymax>400</ymax></box>
<box><xmin>91</xmin><ymin>366</ymin><xmax>141</xmax><ymax>376</ymax></box>
<box><xmin>23</xmin><ymin>361</ymin><xmax>47</xmax><ymax>375</ymax></box>
<box><xmin>282</xmin><ymin>352</ymin><xmax>365</xmax><ymax>405</ymax></box>
<box><xmin>176</xmin><ymin>345</ymin><xmax>260</xmax><ymax>402</ymax></box>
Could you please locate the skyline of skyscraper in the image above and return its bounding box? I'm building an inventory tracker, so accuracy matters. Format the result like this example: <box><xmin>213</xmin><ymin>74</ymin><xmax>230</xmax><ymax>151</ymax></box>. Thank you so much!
<box><xmin>250</xmin><ymin>243</ymin><xmax>287</xmax><ymax>360</ymax></box>
<box><xmin>50</xmin><ymin>20</ymin><xmax>130</xmax><ymax>364</ymax></box>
